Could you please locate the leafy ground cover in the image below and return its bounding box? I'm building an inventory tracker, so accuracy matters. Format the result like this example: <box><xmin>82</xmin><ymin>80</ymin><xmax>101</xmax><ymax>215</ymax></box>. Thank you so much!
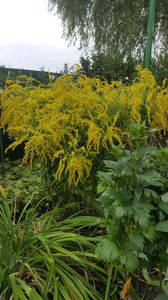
<box><xmin>0</xmin><ymin>160</ymin><xmax>44</xmax><ymax>213</ymax></box>
<box><xmin>0</xmin><ymin>146</ymin><xmax>167</xmax><ymax>299</ymax></box>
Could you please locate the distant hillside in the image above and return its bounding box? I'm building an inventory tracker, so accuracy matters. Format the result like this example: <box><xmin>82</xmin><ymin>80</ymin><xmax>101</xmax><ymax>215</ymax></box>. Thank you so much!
<box><xmin>0</xmin><ymin>66</ymin><xmax>61</xmax><ymax>89</ymax></box>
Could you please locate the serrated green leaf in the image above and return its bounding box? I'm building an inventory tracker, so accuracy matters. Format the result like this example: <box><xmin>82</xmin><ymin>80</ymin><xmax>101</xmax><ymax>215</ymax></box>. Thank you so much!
<box><xmin>129</xmin><ymin>231</ymin><xmax>144</xmax><ymax>250</ymax></box>
<box><xmin>96</xmin><ymin>238</ymin><xmax>120</xmax><ymax>262</ymax></box>
<box><xmin>133</xmin><ymin>203</ymin><xmax>153</xmax><ymax>229</ymax></box>
<box><xmin>97</xmin><ymin>171</ymin><xmax>112</xmax><ymax>184</ymax></box>
<box><xmin>138</xmin><ymin>252</ymin><xmax>148</xmax><ymax>261</ymax></box>
<box><xmin>115</xmin><ymin>206</ymin><xmax>125</xmax><ymax>219</ymax></box>
<box><xmin>138</xmin><ymin>170</ymin><xmax>163</xmax><ymax>187</ymax></box>
<box><xmin>97</xmin><ymin>184</ymin><xmax>106</xmax><ymax>194</ymax></box>
<box><xmin>135</xmin><ymin>189</ymin><xmax>143</xmax><ymax>200</ymax></box>
<box><xmin>110</xmin><ymin>146</ymin><xmax>123</xmax><ymax>158</ymax></box>
<box><xmin>155</xmin><ymin>220</ymin><xmax>168</xmax><ymax>232</ymax></box>
<box><xmin>160</xmin><ymin>202</ymin><xmax>168</xmax><ymax>214</ymax></box>
<box><xmin>144</xmin><ymin>188</ymin><xmax>159</xmax><ymax>200</ymax></box>
<box><xmin>120</xmin><ymin>251</ymin><xmax>139</xmax><ymax>272</ymax></box>
<box><xmin>161</xmin><ymin>193</ymin><xmax>168</xmax><ymax>203</ymax></box>
<box><xmin>121</xmin><ymin>165</ymin><xmax>133</xmax><ymax>176</ymax></box>
<box><xmin>143</xmin><ymin>224</ymin><xmax>156</xmax><ymax>241</ymax></box>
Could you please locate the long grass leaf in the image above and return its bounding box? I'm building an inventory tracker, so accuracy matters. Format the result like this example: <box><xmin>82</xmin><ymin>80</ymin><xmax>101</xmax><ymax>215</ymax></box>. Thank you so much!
<box><xmin>16</xmin><ymin>278</ymin><xmax>43</xmax><ymax>300</ymax></box>
<box><xmin>9</xmin><ymin>274</ymin><xmax>18</xmax><ymax>300</ymax></box>
<box><xmin>43</xmin><ymin>257</ymin><xmax>54</xmax><ymax>299</ymax></box>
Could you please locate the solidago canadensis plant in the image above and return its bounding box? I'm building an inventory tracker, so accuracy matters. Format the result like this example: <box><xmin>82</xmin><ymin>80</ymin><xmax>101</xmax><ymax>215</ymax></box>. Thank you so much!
<box><xmin>96</xmin><ymin>122</ymin><xmax>168</xmax><ymax>280</ymax></box>
<box><xmin>1</xmin><ymin>67</ymin><xmax>168</xmax><ymax>186</ymax></box>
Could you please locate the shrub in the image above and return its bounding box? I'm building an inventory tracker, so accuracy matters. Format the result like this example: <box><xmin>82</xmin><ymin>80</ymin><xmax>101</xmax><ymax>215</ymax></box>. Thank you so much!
<box><xmin>96</xmin><ymin>122</ymin><xmax>168</xmax><ymax>285</ymax></box>
<box><xmin>1</xmin><ymin>68</ymin><xmax>168</xmax><ymax>189</ymax></box>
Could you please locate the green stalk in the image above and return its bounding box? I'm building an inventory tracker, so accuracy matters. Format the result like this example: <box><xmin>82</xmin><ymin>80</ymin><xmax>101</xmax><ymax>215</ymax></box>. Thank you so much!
<box><xmin>105</xmin><ymin>263</ymin><xmax>113</xmax><ymax>300</ymax></box>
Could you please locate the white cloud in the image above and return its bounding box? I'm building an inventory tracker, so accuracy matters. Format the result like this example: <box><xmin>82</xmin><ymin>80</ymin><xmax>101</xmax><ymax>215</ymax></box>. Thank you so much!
<box><xmin>0</xmin><ymin>0</ymin><xmax>82</xmax><ymax>71</ymax></box>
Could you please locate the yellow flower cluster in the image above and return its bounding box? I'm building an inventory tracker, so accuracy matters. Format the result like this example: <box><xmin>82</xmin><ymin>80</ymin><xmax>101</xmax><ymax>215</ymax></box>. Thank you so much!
<box><xmin>1</xmin><ymin>68</ymin><xmax>168</xmax><ymax>185</ymax></box>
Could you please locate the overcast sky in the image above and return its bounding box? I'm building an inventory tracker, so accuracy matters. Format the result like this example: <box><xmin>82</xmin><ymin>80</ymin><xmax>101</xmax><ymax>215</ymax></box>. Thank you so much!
<box><xmin>0</xmin><ymin>0</ymin><xmax>82</xmax><ymax>72</ymax></box>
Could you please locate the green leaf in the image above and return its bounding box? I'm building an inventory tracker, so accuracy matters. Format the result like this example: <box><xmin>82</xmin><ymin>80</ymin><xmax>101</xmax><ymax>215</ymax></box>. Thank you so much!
<box><xmin>164</xmin><ymin>267</ymin><xmax>168</xmax><ymax>281</ymax></box>
<box><xmin>129</xmin><ymin>231</ymin><xmax>144</xmax><ymax>250</ymax></box>
<box><xmin>120</xmin><ymin>252</ymin><xmax>139</xmax><ymax>272</ymax></box>
<box><xmin>96</xmin><ymin>238</ymin><xmax>120</xmax><ymax>262</ymax></box>
<box><xmin>97</xmin><ymin>183</ymin><xmax>106</xmax><ymax>194</ymax></box>
<box><xmin>161</xmin><ymin>192</ymin><xmax>168</xmax><ymax>203</ymax></box>
<box><xmin>144</xmin><ymin>188</ymin><xmax>159</xmax><ymax>200</ymax></box>
<box><xmin>138</xmin><ymin>252</ymin><xmax>148</xmax><ymax>261</ymax></box>
<box><xmin>162</xmin><ymin>282</ymin><xmax>168</xmax><ymax>295</ymax></box>
<box><xmin>155</xmin><ymin>220</ymin><xmax>168</xmax><ymax>232</ymax></box>
<box><xmin>138</xmin><ymin>170</ymin><xmax>163</xmax><ymax>187</ymax></box>
<box><xmin>9</xmin><ymin>274</ymin><xmax>19</xmax><ymax>300</ymax></box>
<box><xmin>133</xmin><ymin>203</ymin><xmax>153</xmax><ymax>228</ymax></box>
<box><xmin>143</xmin><ymin>224</ymin><xmax>157</xmax><ymax>241</ymax></box>
<box><xmin>154</xmin><ymin>294</ymin><xmax>168</xmax><ymax>300</ymax></box>
<box><xmin>160</xmin><ymin>202</ymin><xmax>168</xmax><ymax>214</ymax></box>
<box><xmin>115</xmin><ymin>206</ymin><xmax>125</xmax><ymax>219</ymax></box>
<box><xmin>142</xmin><ymin>269</ymin><xmax>160</xmax><ymax>287</ymax></box>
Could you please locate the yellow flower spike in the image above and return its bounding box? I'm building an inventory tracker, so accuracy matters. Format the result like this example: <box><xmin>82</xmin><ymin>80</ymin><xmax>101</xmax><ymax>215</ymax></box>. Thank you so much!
<box><xmin>1</xmin><ymin>70</ymin><xmax>168</xmax><ymax>185</ymax></box>
<box><xmin>136</xmin><ymin>64</ymin><xmax>143</xmax><ymax>71</ymax></box>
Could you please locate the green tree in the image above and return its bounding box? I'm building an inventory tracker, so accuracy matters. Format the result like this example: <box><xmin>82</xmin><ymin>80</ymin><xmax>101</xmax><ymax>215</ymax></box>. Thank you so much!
<box><xmin>151</xmin><ymin>53</ymin><xmax>168</xmax><ymax>85</ymax></box>
<box><xmin>80</xmin><ymin>52</ymin><xmax>137</xmax><ymax>83</ymax></box>
<box><xmin>48</xmin><ymin>0</ymin><xmax>168</xmax><ymax>60</ymax></box>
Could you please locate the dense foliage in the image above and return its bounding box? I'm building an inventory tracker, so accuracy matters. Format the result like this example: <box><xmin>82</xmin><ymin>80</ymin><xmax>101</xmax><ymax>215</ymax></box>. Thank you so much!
<box><xmin>1</xmin><ymin>66</ymin><xmax>168</xmax><ymax>299</ymax></box>
<box><xmin>80</xmin><ymin>53</ymin><xmax>137</xmax><ymax>84</ymax></box>
<box><xmin>1</xmin><ymin>67</ymin><xmax>168</xmax><ymax>188</ymax></box>
<box><xmin>96</xmin><ymin>123</ymin><xmax>168</xmax><ymax>274</ymax></box>
<box><xmin>80</xmin><ymin>52</ymin><xmax>168</xmax><ymax>86</ymax></box>
<box><xmin>48</xmin><ymin>0</ymin><xmax>168</xmax><ymax>59</ymax></box>
<box><xmin>0</xmin><ymin>193</ymin><xmax>107</xmax><ymax>299</ymax></box>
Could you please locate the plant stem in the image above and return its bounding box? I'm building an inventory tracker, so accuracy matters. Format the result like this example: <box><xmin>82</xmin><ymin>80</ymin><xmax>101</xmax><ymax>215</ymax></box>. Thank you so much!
<box><xmin>105</xmin><ymin>263</ymin><xmax>113</xmax><ymax>300</ymax></box>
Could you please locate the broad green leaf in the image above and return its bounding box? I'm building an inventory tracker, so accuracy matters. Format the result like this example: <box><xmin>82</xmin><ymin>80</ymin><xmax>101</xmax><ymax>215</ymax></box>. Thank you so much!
<box><xmin>121</xmin><ymin>165</ymin><xmax>133</xmax><ymax>176</ymax></box>
<box><xmin>161</xmin><ymin>192</ymin><xmax>168</xmax><ymax>203</ymax></box>
<box><xmin>155</xmin><ymin>220</ymin><xmax>168</xmax><ymax>232</ymax></box>
<box><xmin>144</xmin><ymin>188</ymin><xmax>159</xmax><ymax>200</ymax></box>
<box><xmin>138</xmin><ymin>252</ymin><xmax>148</xmax><ymax>261</ymax></box>
<box><xmin>160</xmin><ymin>202</ymin><xmax>168</xmax><ymax>214</ymax></box>
<box><xmin>96</xmin><ymin>238</ymin><xmax>120</xmax><ymax>262</ymax></box>
<box><xmin>164</xmin><ymin>267</ymin><xmax>168</xmax><ymax>281</ymax></box>
<box><xmin>154</xmin><ymin>294</ymin><xmax>168</xmax><ymax>300</ymax></box>
<box><xmin>138</xmin><ymin>170</ymin><xmax>163</xmax><ymax>187</ymax></box>
<box><xmin>115</xmin><ymin>206</ymin><xmax>125</xmax><ymax>219</ymax></box>
<box><xmin>133</xmin><ymin>203</ymin><xmax>152</xmax><ymax>229</ymax></box>
<box><xmin>120</xmin><ymin>252</ymin><xmax>139</xmax><ymax>272</ymax></box>
<box><xmin>129</xmin><ymin>231</ymin><xmax>144</xmax><ymax>250</ymax></box>
<box><xmin>143</xmin><ymin>224</ymin><xmax>156</xmax><ymax>241</ymax></box>
<box><xmin>97</xmin><ymin>183</ymin><xmax>106</xmax><ymax>194</ymax></box>
<box><xmin>135</xmin><ymin>189</ymin><xmax>143</xmax><ymax>201</ymax></box>
<box><xmin>162</xmin><ymin>282</ymin><xmax>168</xmax><ymax>295</ymax></box>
